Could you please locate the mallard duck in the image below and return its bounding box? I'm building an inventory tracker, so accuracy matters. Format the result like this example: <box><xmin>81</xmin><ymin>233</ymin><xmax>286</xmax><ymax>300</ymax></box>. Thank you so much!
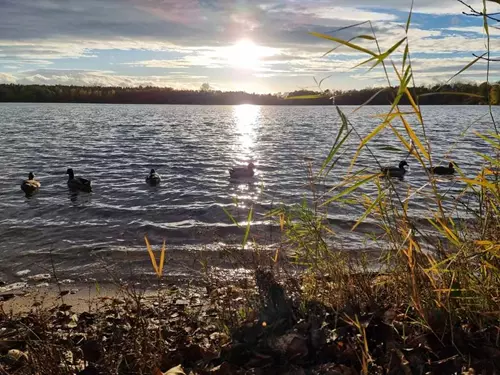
<box><xmin>21</xmin><ymin>172</ymin><xmax>41</xmax><ymax>195</ymax></box>
<box><xmin>381</xmin><ymin>160</ymin><xmax>408</xmax><ymax>178</ymax></box>
<box><xmin>428</xmin><ymin>162</ymin><xmax>455</xmax><ymax>175</ymax></box>
<box><xmin>229</xmin><ymin>162</ymin><xmax>255</xmax><ymax>178</ymax></box>
<box><xmin>146</xmin><ymin>169</ymin><xmax>161</xmax><ymax>185</ymax></box>
<box><xmin>66</xmin><ymin>168</ymin><xmax>92</xmax><ymax>192</ymax></box>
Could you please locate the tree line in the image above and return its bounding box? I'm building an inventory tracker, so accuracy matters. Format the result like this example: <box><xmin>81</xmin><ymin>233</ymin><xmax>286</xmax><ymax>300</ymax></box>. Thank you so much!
<box><xmin>0</xmin><ymin>82</ymin><xmax>498</xmax><ymax>105</ymax></box>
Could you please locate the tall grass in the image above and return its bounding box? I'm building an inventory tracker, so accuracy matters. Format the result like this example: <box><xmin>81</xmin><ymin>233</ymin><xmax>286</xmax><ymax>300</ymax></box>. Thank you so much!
<box><xmin>280</xmin><ymin>1</ymin><xmax>499</xmax><ymax>332</ymax></box>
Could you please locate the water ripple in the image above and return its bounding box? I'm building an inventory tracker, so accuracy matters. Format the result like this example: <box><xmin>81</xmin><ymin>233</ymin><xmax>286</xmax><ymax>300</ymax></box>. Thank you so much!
<box><xmin>0</xmin><ymin>103</ymin><xmax>497</xmax><ymax>280</ymax></box>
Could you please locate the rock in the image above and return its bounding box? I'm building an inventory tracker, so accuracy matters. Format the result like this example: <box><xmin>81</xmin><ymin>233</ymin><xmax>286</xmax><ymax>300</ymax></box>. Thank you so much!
<box><xmin>28</xmin><ymin>273</ymin><xmax>51</xmax><ymax>282</ymax></box>
<box><xmin>60</xmin><ymin>290</ymin><xmax>70</xmax><ymax>297</ymax></box>
<box><xmin>7</xmin><ymin>349</ymin><xmax>28</xmax><ymax>363</ymax></box>
<box><xmin>36</xmin><ymin>282</ymin><xmax>50</xmax><ymax>288</ymax></box>
<box><xmin>0</xmin><ymin>282</ymin><xmax>27</xmax><ymax>293</ymax></box>
<box><xmin>175</xmin><ymin>299</ymin><xmax>189</xmax><ymax>306</ymax></box>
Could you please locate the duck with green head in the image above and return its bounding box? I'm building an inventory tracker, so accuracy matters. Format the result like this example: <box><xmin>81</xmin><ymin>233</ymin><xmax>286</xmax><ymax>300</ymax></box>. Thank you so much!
<box><xmin>66</xmin><ymin>168</ymin><xmax>92</xmax><ymax>192</ymax></box>
<box><xmin>21</xmin><ymin>172</ymin><xmax>41</xmax><ymax>195</ymax></box>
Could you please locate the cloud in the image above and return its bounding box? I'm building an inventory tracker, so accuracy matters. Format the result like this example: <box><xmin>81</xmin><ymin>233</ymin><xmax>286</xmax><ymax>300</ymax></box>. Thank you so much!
<box><xmin>0</xmin><ymin>0</ymin><xmax>499</xmax><ymax>91</ymax></box>
<box><xmin>446</xmin><ymin>26</ymin><xmax>500</xmax><ymax>36</ymax></box>
<box><xmin>0</xmin><ymin>69</ymin><xmax>207</xmax><ymax>89</ymax></box>
<box><xmin>0</xmin><ymin>72</ymin><xmax>16</xmax><ymax>83</ymax></box>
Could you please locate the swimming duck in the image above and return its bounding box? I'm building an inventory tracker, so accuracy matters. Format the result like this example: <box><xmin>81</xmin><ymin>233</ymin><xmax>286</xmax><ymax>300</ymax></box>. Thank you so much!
<box><xmin>146</xmin><ymin>169</ymin><xmax>161</xmax><ymax>185</ymax></box>
<box><xmin>66</xmin><ymin>168</ymin><xmax>92</xmax><ymax>192</ymax></box>
<box><xmin>229</xmin><ymin>162</ymin><xmax>255</xmax><ymax>178</ymax></box>
<box><xmin>428</xmin><ymin>162</ymin><xmax>455</xmax><ymax>175</ymax></box>
<box><xmin>21</xmin><ymin>172</ymin><xmax>41</xmax><ymax>195</ymax></box>
<box><xmin>381</xmin><ymin>160</ymin><xmax>408</xmax><ymax>178</ymax></box>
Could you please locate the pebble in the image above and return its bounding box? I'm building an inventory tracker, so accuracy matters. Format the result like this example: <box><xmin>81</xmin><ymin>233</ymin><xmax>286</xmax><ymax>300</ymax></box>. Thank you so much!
<box><xmin>0</xmin><ymin>282</ymin><xmax>27</xmax><ymax>293</ymax></box>
<box><xmin>28</xmin><ymin>274</ymin><xmax>51</xmax><ymax>282</ymax></box>
<box><xmin>7</xmin><ymin>349</ymin><xmax>28</xmax><ymax>362</ymax></box>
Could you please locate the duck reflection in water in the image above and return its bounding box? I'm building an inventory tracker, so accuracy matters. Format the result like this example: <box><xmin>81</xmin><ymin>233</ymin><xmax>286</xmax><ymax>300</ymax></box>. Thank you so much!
<box><xmin>68</xmin><ymin>190</ymin><xmax>92</xmax><ymax>205</ymax></box>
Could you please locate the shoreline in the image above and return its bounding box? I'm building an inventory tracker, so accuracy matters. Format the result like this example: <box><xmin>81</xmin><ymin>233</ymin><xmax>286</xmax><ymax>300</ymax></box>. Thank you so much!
<box><xmin>0</xmin><ymin>101</ymin><xmax>493</xmax><ymax>106</ymax></box>
<box><xmin>1</xmin><ymin>268</ymin><xmax>498</xmax><ymax>374</ymax></box>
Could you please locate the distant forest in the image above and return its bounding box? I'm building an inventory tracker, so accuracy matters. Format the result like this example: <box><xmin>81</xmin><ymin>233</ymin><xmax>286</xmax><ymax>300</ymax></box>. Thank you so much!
<box><xmin>0</xmin><ymin>82</ymin><xmax>498</xmax><ymax>105</ymax></box>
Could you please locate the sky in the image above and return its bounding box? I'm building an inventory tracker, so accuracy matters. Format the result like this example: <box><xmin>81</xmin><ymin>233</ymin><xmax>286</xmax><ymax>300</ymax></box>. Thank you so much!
<box><xmin>0</xmin><ymin>0</ymin><xmax>499</xmax><ymax>93</ymax></box>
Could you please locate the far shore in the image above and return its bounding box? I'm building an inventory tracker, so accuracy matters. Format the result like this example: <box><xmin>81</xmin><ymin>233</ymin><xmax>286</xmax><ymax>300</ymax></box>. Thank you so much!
<box><xmin>1</xmin><ymin>82</ymin><xmax>495</xmax><ymax>105</ymax></box>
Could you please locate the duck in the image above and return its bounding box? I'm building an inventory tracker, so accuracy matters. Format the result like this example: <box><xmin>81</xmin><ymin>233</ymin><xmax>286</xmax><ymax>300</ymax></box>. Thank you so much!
<box><xmin>229</xmin><ymin>162</ymin><xmax>255</xmax><ymax>178</ymax></box>
<box><xmin>66</xmin><ymin>168</ymin><xmax>92</xmax><ymax>192</ymax></box>
<box><xmin>381</xmin><ymin>160</ymin><xmax>408</xmax><ymax>178</ymax></box>
<box><xmin>146</xmin><ymin>169</ymin><xmax>161</xmax><ymax>185</ymax></box>
<box><xmin>428</xmin><ymin>162</ymin><xmax>455</xmax><ymax>175</ymax></box>
<box><xmin>21</xmin><ymin>172</ymin><xmax>41</xmax><ymax>195</ymax></box>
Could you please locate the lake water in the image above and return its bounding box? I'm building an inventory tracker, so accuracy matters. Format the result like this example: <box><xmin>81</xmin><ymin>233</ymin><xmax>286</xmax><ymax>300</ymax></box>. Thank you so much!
<box><xmin>0</xmin><ymin>103</ymin><xmax>498</xmax><ymax>283</ymax></box>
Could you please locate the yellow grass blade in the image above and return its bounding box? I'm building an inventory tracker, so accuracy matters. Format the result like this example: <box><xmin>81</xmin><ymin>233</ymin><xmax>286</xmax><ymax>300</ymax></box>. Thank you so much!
<box><xmin>352</xmin><ymin>191</ymin><xmax>385</xmax><ymax>231</ymax></box>
<box><xmin>158</xmin><ymin>240</ymin><xmax>166</xmax><ymax>278</ymax></box>
<box><xmin>279</xmin><ymin>213</ymin><xmax>285</xmax><ymax>231</ymax></box>
<box><xmin>322</xmin><ymin>174</ymin><xmax>377</xmax><ymax>206</ymax></box>
<box><xmin>273</xmin><ymin>247</ymin><xmax>280</xmax><ymax>263</ymax></box>
<box><xmin>322</xmin><ymin>35</ymin><xmax>376</xmax><ymax>57</ymax></box>
<box><xmin>404</xmin><ymin>88</ymin><xmax>423</xmax><ymax>124</ymax></box>
<box><xmin>145</xmin><ymin>235</ymin><xmax>159</xmax><ymax>275</ymax></box>
<box><xmin>443</xmin><ymin>53</ymin><xmax>487</xmax><ymax>86</ymax></box>
<box><xmin>459</xmin><ymin>178</ymin><xmax>497</xmax><ymax>190</ymax></box>
<box><xmin>399</xmin><ymin>114</ymin><xmax>429</xmax><ymax>160</ymax></box>
<box><xmin>436</xmin><ymin>218</ymin><xmax>461</xmax><ymax>246</ymax></box>
<box><xmin>309</xmin><ymin>32</ymin><xmax>378</xmax><ymax>56</ymax></box>
<box><xmin>389</xmin><ymin>124</ymin><xmax>415</xmax><ymax>156</ymax></box>
<box><xmin>350</xmin><ymin>113</ymin><xmax>398</xmax><ymax>166</ymax></box>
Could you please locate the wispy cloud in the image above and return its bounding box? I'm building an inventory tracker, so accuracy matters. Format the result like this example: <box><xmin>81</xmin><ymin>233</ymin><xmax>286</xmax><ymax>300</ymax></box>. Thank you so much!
<box><xmin>1</xmin><ymin>0</ymin><xmax>499</xmax><ymax>91</ymax></box>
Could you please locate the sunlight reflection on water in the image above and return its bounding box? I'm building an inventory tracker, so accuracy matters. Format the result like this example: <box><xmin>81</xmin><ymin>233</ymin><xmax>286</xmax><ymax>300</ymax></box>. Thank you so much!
<box><xmin>233</xmin><ymin>104</ymin><xmax>259</xmax><ymax>161</ymax></box>
<box><xmin>231</xmin><ymin>104</ymin><xmax>263</xmax><ymax>206</ymax></box>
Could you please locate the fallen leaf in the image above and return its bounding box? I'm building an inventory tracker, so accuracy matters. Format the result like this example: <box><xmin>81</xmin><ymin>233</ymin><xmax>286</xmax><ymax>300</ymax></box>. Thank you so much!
<box><xmin>164</xmin><ymin>365</ymin><xmax>186</xmax><ymax>374</ymax></box>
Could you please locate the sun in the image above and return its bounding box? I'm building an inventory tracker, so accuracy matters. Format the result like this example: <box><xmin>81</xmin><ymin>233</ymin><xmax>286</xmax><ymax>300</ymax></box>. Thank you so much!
<box><xmin>225</xmin><ymin>39</ymin><xmax>272</xmax><ymax>70</ymax></box>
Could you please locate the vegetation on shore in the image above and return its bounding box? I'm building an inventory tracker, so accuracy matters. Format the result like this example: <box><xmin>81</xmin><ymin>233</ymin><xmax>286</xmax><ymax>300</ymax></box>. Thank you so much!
<box><xmin>0</xmin><ymin>81</ymin><xmax>499</xmax><ymax>105</ymax></box>
<box><xmin>0</xmin><ymin>1</ymin><xmax>499</xmax><ymax>374</ymax></box>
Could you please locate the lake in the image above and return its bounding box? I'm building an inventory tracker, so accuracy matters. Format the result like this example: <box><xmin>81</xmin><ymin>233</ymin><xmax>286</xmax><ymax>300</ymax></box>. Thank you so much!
<box><xmin>0</xmin><ymin>103</ymin><xmax>497</xmax><ymax>283</ymax></box>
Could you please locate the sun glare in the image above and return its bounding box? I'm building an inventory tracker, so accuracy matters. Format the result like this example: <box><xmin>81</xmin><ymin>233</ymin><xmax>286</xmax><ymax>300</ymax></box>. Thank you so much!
<box><xmin>226</xmin><ymin>39</ymin><xmax>272</xmax><ymax>70</ymax></box>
